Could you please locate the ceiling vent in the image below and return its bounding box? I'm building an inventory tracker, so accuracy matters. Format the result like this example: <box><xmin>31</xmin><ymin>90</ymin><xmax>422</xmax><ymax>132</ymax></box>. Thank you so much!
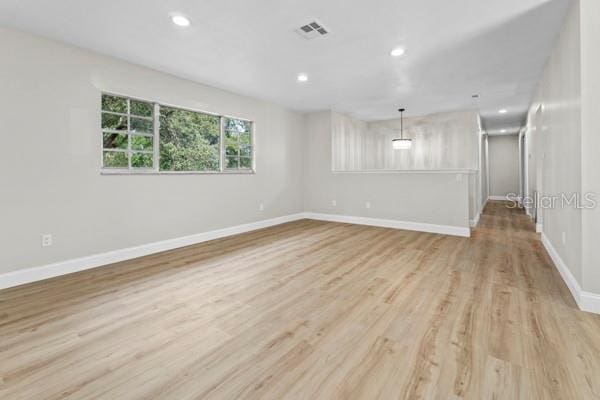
<box><xmin>296</xmin><ymin>21</ymin><xmax>329</xmax><ymax>39</ymax></box>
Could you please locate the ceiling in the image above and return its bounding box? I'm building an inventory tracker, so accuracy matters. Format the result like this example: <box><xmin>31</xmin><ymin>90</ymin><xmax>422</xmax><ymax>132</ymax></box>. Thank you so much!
<box><xmin>0</xmin><ymin>0</ymin><xmax>571</xmax><ymax>130</ymax></box>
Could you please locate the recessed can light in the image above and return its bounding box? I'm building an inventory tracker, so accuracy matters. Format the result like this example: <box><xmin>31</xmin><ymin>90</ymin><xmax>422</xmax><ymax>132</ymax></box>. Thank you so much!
<box><xmin>171</xmin><ymin>14</ymin><xmax>190</xmax><ymax>27</ymax></box>
<box><xmin>499</xmin><ymin>109</ymin><xmax>508</xmax><ymax>114</ymax></box>
<box><xmin>390</xmin><ymin>47</ymin><xmax>405</xmax><ymax>57</ymax></box>
<box><xmin>297</xmin><ymin>73</ymin><xmax>308</xmax><ymax>82</ymax></box>
<box><xmin>501</xmin><ymin>129</ymin><xmax>507</xmax><ymax>133</ymax></box>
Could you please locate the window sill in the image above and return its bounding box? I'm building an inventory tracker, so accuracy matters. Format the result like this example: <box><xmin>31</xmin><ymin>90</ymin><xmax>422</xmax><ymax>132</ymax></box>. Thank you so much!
<box><xmin>331</xmin><ymin>169</ymin><xmax>478</xmax><ymax>174</ymax></box>
<box><xmin>100</xmin><ymin>169</ymin><xmax>256</xmax><ymax>176</ymax></box>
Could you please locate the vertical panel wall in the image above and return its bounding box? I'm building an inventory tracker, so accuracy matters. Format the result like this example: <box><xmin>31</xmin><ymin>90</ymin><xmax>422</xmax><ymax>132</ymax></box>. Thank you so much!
<box><xmin>332</xmin><ymin>111</ymin><xmax>480</xmax><ymax>172</ymax></box>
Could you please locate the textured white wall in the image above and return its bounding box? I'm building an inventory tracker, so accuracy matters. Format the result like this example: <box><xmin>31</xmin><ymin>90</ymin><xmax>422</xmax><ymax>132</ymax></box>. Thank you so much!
<box><xmin>332</xmin><ymin>111</ymin><xmax>480</xmax><ymax>171</ymax></box>
<box><xmin>331</xmin><ymin>113</ymin><xmax>369</xmax><ymax>171</ymax></box>
<box><xmin>0</xmin><ymin>28</ymin><xmax>305</xmax><ymax>274</ymax></box>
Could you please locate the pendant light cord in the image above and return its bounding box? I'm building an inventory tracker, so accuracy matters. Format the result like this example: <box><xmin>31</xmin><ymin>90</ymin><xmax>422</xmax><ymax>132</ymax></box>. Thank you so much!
<box><xmin>398</xmin><ymin>108</ymin><xmax>405</xmax><ymax>139</ymax></box>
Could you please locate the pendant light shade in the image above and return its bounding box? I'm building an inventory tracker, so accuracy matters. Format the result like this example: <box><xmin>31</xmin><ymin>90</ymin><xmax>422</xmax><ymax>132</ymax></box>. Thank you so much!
<box><xmin>392</xmin><ymin>108</ymin><xmax>412</xmax><ymax>150</ymax></box>
<box><xmin>392</xmin><ymin>138</ymin><xmax>412</xmax><ymax>149</ymax></box>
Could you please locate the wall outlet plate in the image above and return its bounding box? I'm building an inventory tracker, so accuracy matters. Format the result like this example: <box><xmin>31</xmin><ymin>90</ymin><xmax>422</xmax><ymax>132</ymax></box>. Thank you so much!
<box><xmin>42</xmin><ymin>234</ymin><xmax>53</xmax><ymax>247</ymax></box>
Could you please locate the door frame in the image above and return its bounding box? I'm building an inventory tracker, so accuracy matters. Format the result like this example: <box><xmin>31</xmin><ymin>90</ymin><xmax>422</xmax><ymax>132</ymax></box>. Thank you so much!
<box><xmin>518</xmin><ymin>128</ymin><xmax>527</xmax><ymax>209</ymax></box>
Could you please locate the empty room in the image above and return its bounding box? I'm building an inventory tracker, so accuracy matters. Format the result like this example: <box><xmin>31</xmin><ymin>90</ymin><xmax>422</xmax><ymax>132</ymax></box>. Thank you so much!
<box><xmin>1</xmin><ymin>0</ymin><xmax>600</xmax><ymax>399</ymax></box>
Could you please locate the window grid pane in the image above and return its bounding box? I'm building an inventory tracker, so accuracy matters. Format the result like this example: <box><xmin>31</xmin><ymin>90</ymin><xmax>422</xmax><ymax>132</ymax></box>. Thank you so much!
<box><xmin>158</xmin><ymin>105</ymin><xmax>221</xmax><ymax>172</ymax></box>
<box><xmin>103</xmin><ymin>150</ymin><xmax>129</xmax><ymax>168</ymax></box>
<box><xmin>223</xmin><ymin>118</ymin><xmax>252</xmax><ymax>171</ymax></box>
<box><xmin>102</xmin><ymin>94</ymin><xmax>156</xmax><ymax>170</ymax></box>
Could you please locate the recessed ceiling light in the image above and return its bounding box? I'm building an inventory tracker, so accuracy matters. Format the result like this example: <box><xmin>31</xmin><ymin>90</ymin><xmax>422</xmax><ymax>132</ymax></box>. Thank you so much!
<box><xmin>297</xmin><ymin>73</ymin><xmax>308</xmax><ymax>82</ymax></box>
<box><xmin>501</xmin><ymin>129</ymin><xmax>507</xmax><ymax>133</ymax></box>
<box><xmin>499</xmin><ymin>109</ymin><xmax>508</xmax><ymax>114</ymax></box>
<box><xmin>171</xmin><ymin>14</ymin><xmax>190</xmax><ymax>27</ymax></box>
<box><xmin>390</xmin><ymin>47</ymin><xmax>405</xmax><ymax>57</ymax></box>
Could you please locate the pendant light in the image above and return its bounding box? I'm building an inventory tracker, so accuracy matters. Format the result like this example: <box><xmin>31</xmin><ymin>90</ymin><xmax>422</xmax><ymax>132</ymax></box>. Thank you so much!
<box><xmin>392</xmin><ymin>108</ymin><xmax>412</xmax><ymax>150</ymax></box>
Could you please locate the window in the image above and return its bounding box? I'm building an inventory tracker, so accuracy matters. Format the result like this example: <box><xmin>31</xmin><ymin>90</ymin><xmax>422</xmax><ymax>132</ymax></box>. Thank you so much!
<box><xmin>224</xmin><ymin>117</ymin><xmax>253</xmax><ymax>170</ymax></box>
<box><xmin>100</xmin><ymin>93</ymin><xmax>253</xmax><ymax>173</ymax></box>
<box><xmin>159</xmin><ymin>106</ymin><xmax>221</xmax><ymax>172</ymax></box>
<box><xmin>101</xmin><ymin>95</ymin><xmax>154</xmax><ymax>170</ymax></box>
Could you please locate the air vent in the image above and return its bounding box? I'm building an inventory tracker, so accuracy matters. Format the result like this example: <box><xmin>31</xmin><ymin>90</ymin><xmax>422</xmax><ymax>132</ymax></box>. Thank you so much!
<box><xmin>296</xmin><ymin>21</ymin><xmax>329</xmax><ymax>40</ymax></box>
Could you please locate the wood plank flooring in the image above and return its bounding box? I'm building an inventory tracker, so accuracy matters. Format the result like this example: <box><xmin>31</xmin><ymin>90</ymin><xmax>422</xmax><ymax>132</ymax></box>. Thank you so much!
<box><xmin>1</xmin><ymin>201</ymin><xmax>600</xmax><ymax>399</ymax></box>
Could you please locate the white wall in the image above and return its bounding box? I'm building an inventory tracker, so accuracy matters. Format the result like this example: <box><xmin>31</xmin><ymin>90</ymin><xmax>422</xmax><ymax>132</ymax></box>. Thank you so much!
<box><xmin>304</xmin><ymin>111</ymin><xmax>471</xmax><ymax>231</ymax></box>
<box><xmin>0</xmin><ymin>28</ymin><xmax>305</xmax><ymax>274</ymax></box>
<box><xmin>488</xmin><ymin>135</ymin><xmax>520</xmax><ymax>198</ymax></box>
<box><xmin>525</xmin><ymin>0</ymin><xmax>583</xmax><ymax>287</ymax></box>
<box><xmin>0</xmin><ymin>27</ymin><xmax>512</xmax><ymax>281</ymax></box>
<box><xmin>0</xmin><ymin>27</ymin><xmax>480</xmax><ymax>280</ymax></box>
<box><xmin>580</xmin><ymin>0</ymin><xmax>600</xmax><ymax>294</ymax></box>
<box><xmin>329</xmin><ymin>110</ymin><xmax>481</xmax><ymax>225</ymax></box>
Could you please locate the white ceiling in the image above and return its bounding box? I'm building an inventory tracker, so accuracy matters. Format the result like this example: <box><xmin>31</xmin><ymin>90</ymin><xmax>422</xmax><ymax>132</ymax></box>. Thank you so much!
<box><xmin>0</xmin><ymin>0</ymin><xmax>571</xmax><ymax>130</ymax></box>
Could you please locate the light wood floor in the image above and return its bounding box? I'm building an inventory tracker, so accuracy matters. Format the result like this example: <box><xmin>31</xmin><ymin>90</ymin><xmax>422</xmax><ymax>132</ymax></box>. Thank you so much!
<box><xmin>1</xmin><ymin>202</ymin><xmax>600</xmax><ymax>399</ymax></box>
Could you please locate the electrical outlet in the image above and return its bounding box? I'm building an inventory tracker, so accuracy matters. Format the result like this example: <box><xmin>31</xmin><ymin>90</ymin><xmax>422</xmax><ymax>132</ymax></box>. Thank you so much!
<box><xmin>562</xmin><ymin>232</ymin><xmax>566</xmax><ymax>245</ymax></box>
<box><xmin>331</xmin><ymin>200</ymin><xmax>337</xmax><ymax>207</ymax></box>
<box><xmin>456</xmin><ymin>174</ymin><xmax>463</xmax><ymax>182</ymax></box>
<box><xmin>42</xmin><ymin>234</ymin><xmax>52</xmax><ymax>247</ymax></box>
<box><xmin>259</xmin><ymin>203</ymin><xmax>264</xmax><ymax>211</ymax></box>
<box><xmin>365</xmin><ymin>201</ymin><xmax>371</xmax><ymax>209</ymax></box>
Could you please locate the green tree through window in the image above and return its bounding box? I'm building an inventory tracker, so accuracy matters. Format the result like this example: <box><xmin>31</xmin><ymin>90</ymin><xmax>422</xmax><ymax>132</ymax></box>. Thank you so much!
<box><xmin>101</xmin><ymin>94</ymin><xmax>253</xmax><ymax>173</ymax></box>
<box><xmin>224</xmin><ymin>117</ymin><xmax>252</xmax><ymax>170</ymax></box>
<box><xmin>159</xmin><ymin>106</ymin><xmax>220</xmax><ymax>171</ymax></box>
<box><xmin>101</xmin><ymin>94</ymin><xmax>154</xmax><ymax>169</ymax></box>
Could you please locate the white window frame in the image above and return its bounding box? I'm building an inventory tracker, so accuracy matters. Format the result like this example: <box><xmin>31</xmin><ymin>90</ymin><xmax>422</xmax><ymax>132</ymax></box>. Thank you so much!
<box><xmin>100</xmin><ymin>92</ymin><xmax>255</xmax><ymax>175</ymax></box>
<box><xmin>222</xmin><ymin>116</ymin><xmax>254</xmax><ymax>171</ymax></box>
<box><xmin>101</xmin><ymin>97</ymin><xmax>155</xmax><ymax>171</ymax></box>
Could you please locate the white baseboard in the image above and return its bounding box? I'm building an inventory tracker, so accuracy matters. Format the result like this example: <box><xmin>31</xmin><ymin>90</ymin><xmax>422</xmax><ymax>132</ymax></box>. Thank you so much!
<box><xmin>488</xmin><ymin>195</ymin><xmax>508</xmax><ymax>201</ymax></box>
<box><xmin>470</xmin><ymin>212</ymin><xmax>481</xmax><ymax>228</ymax></box>
<box><xmin>541</xmin><ymin>233</ymin><xmax>600</xmax><ymax>315</ymax></box>
<box><xmin>6</xmin><ymin>210</ymin><xmax>597</xmax><ymax>315</ymax></box>
<box><xmin>0</xmin><ymin>212</ymin><xmax>471</xmax><ymax>290</ymax></box>
<box><xmin>304</xmin><ymin>212</ymin><xmax>471</xmax><ymax>238</ymax></box>
<box><xmin>0</xmin><ymin>213</ymin><xmax>305</xmax><ymax>290</ymax></box>
<box><xmin>536</xmin><ymin>223</ymin><xmax>543</xmax><ymax>233</ymax></box>
<box><xmin>581</xmin><ymin>292</ymin><xmax>600</xmax><ymax>314</ymax></box>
